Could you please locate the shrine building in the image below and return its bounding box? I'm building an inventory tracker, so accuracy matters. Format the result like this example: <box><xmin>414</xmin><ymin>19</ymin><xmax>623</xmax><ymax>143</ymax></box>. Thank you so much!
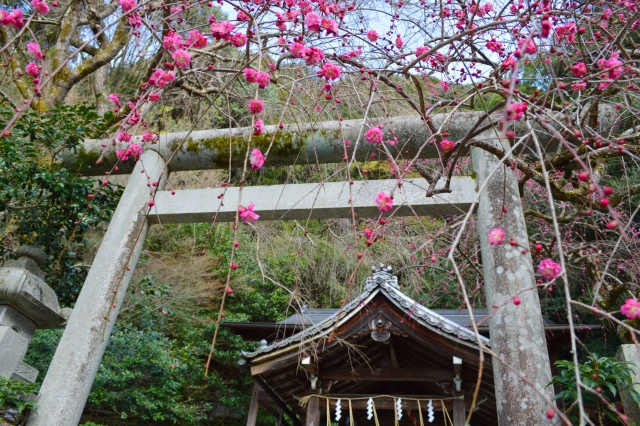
<box><xmin>224</xmin><ymin>265</ymin><xmax>595</xmax><ymax>426</ymax></box>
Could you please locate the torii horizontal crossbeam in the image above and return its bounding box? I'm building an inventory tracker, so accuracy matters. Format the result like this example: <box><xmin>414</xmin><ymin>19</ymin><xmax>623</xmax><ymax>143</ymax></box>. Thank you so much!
<box><xmin>148</xmin><ymin>177</ymin><xmax>477</xmax><ymax>224</ymax></box>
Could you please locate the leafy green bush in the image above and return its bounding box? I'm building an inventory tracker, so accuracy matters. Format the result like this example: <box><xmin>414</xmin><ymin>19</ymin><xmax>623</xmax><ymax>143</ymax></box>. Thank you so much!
<box><xmin>0</xmin><ymin>377</ymin><xmax>38</xmax><ymax>425</ymax></box>
<box><xmin>0</xmin><ymin>103</ymin><xmax>122</xmax><ymax>306</ymax></box>
<box><xmin>550</xmin><ymin>354</ymin><xmax>640</xmax><ymax>424</ymax></box>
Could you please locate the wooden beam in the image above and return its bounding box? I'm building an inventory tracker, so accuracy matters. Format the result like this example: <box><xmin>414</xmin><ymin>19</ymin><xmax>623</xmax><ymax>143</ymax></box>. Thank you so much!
<box><xmin>321</xmin><ymin>368</ymin><xmax>452</xmax><ymax>382</ymax></box>
<box><xmin>453</xmin><ymin>398</ymin><xmax>466</xmax><ymax>426</ymax></box>
<box><xmin>260</xmin><ymin>401</ymin><xmax>291</xmax><ymax>426</ymax></box>
<box><xmin>149</xmin><ymin>177</ymin><xmax>477</xmax><ymax>224</ymax></box>
<box><xmin>253</xmin><ymin>375</ymin><xmax>302</xmax><ymax>426</ymax></box>
<box><xmin>246</xmin><ymin>383</ymin><xmax>260</xmax><ymax>426</ymax></box>
<box><xmin>305</xmin><ymin>396</ymin><xmax>320</xmax><ymax>426</ymax></box>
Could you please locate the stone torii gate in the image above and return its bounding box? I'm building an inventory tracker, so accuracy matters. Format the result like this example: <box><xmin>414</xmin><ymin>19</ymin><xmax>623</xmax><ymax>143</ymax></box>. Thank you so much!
<box><xmin>27</xmin><ymin>112</ymin><xmax>558</xmax><ymax>426</ymax></box>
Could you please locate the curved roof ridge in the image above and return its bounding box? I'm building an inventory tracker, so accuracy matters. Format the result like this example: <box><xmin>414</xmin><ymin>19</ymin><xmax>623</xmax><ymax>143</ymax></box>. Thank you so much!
<box><xmin>242</xmin><ymin>266</ymin><xmax>489</xmax><ymax>359</ymax></box>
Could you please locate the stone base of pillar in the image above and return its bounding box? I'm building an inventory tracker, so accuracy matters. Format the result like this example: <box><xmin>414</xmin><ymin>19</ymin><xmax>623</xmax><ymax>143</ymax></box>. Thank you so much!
<box><xmin>0</xmin><ymin>326</ymin><xmax>29</xmax><ymax>379</ymax></box>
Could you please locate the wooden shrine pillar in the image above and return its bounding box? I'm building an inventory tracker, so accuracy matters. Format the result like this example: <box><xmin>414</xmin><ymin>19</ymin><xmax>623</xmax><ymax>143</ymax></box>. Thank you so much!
<box><xmin>453</xmin><ymin>398</ymin><xmax>465</xmax><ymax>426</ymax></box>
<box><xmin>247</xmin><ymin>382</ymin><xmax>261</xmax><ymax>426</ymax></box>
<box><xmin>452</xmin><ymin>357</ymin><xmax>465</xmax><ymax>426</ymax></box>
<box><xmin>472</xmin><ymin>132</ymin><xmax>558</xmax><ymax>425</ymax></box>
<box><xmin>305</xmin><ymin>395</ymin><xmax>320</xmax><ymax>426</ymax></box>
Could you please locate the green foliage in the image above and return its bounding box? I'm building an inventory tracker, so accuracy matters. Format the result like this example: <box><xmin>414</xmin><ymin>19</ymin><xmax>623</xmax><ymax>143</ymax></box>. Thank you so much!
<box><xmin>0</xmin><ymin>377</ymin><xmax>38</xmax><ymax>425</ymax></box>
<box><xmin>550</xmin><ymin>354</ymin><xmax>640</xmax><ymax>424</ymax></box>
<box><xmin>0</xmin><ymin>103</ymin><xmax>122</xmax><ymax>305</ymax></box>
<box><xmin>24</xmin><ymin>269</ymin><xmax>260</xmax><ymax>425</ymax></box>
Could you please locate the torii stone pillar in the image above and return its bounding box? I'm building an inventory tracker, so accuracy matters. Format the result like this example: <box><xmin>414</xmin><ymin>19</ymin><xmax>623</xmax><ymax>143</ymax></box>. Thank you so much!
<box><xmin>472</xmin><ymin>132</ymin><xmax>558</xmax><ymax>426</ymax></box>
<box><xmin>27</xmin><ymin>150</ymin><xmax>167</xmax><ymax>426</ymax></box>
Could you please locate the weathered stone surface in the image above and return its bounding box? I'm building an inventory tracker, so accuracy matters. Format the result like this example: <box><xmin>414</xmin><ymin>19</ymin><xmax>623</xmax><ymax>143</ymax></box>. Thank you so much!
<box><xmin>0</xmin><ymin>265</ymin><xmax>67</xmax><ymax>330</ymax></box>
<box><xmin>616</xmin><ymin>344</ymin><xmax>640</xmax><ymax>424</ymax></box>
<box><xmin>472</xmin><ymin>133</ymin><xmax>557</xmax><ymax>426</ymax></box>
<box><xmin>0</xmin><ymin>326</ymin><xmax>29</xmax><ymax>379</ymax></box>
<box><xmin>27</xmin><ymin>150</ymin><xmax>167</xmax><ymax>426</ymax></box>
<box><xmin>14</xmin><ymin>246</ymin><xmax>47</xmax><ymax>267</ymax></box>
<box><xmin>0</xmin><ymin>306</ymin><xmax>36</xmax><ymax>341</ymax></box>
<box><xmin>149</xmin><ymin>177</ymin><xmax>477</xmax><ymax>224</ymax></box>
<box><xmin>10</xmin><ymin>361</ymin><xmax>38</xmax><ymax>384</ymax></box>
<box><xmin>62</xmin><ymin>114</ymin><xmax>468</xmax><ymax>175</ymax></box>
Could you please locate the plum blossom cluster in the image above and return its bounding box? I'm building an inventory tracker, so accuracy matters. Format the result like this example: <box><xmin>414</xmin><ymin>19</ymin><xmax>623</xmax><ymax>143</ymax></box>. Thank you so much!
<box><xmin>621</xmin><ymin>298</ymin><xmax>640</xmax><ymax>320</ymax></box>
<box><xmin>488</xmin><ymin>228</ymin><xmax>505</xmax><ymax>246</ymax></box>
<box><xmin>250</xmin><ymin>149</ymin><xmax>265</xmax><ymax>170</ymax></box>
<box><xmin>116</xmin><ymin>144</ymin><xmax>143</xmax><ymax>162</ymax></box>
<box><xmin>239</xmin><ymin>204</ymin><xmax>260</xmax><ymax>223</ymax></box>
<box><xmin>376</xmin><ymin>192</ymin><xmax>393</xmax><ymax>212</ymax></box>
<box><xmin>244</xmin><ymin>68</ymin><xmax>271</xmax><ymax>89</ymax></box>
<box><xmin>0</xmin><ymin>9</ymin><xmax>25</xmax><ymax>28</ymax></box>
<box><xmin>366</xmin><ymin>127</ymin><xmax>383</xmax><ymax>144</ymax></box>
<box><xmin>538</xmin><ymin>259</ymin><xmax>562</xmax><ymax>280</ymax></box>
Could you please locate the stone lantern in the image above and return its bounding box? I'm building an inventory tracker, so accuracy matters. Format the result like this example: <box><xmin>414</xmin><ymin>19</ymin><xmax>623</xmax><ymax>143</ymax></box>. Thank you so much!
<box><xmin>0</xmin><ymin>246</ymin><xmax>71</xmax><ymax>383</ymax></box>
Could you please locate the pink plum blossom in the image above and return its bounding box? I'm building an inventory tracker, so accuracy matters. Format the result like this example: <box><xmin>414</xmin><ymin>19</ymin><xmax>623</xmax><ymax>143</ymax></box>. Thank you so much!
<box><xmin>302</xmin><ymin>47</ymin><xmax>324</xmax><ymax>65</ymax></box>
<box><xmin>317</xmin><ymin>63</ymin><xmax>342</xmax><ymax>81</ymax></box>
<box><xmin>506</xmin><ymin>102</ymin><xmax>527</xmax><ymax>121</ymax></box>
<box><xmin>621</xmin><ymin>298</ymin><xmax>640</xmax><ymax>320</ymax></box>
<box><xmin>366</xmin><ymin>127</ymin><xmax>383</xmax><ymax>144</ymax></box>
<box><xmin>142</xmin><ymin>132</ymin><xmax>155</xmax><ymax>142</ymax></box>
<box><xmin>376</xmin><ymin>192</ymin><xmax>393</xmax><ymax>212</ymax></box>
<box><xmin>540</xmin><ymin>20</ymin><xmax>551</xmax><ymax>38</ymax></box>
<box><xmin>598</xmin><ymin>53</ymin><xmax>623</xmax><ymax>80</ymax></box>
<box><xmin>128</xmin><ymin>14</ymin><xmax>141</xmax><ymax>28</ymax></box>
<box><xmin>118</xmin><ymin>0</ymin><xmax>137</xmax><ymax>12</ymax></box>
<box><xmin>0</xmin><ymin>9</ymin><xmax>25</xmax><ymax>28</ymax></box>
<box><xmin>149</xmin><ymin>69</ymin><xmax>175</xmax><ymax>88</ymax></box>
<box><xmin>25</xmin><ymin>63</ymin><xmax>39</xmax><ymax>77</ymax></box>
<box><xmin>253</xmin><ymin>119</ymin><xmax>265</xmax><ymax>136</ymax></box>
<box><xmin>148</xmin><ymin>93</ymin><xmax>161</xmax><ymax>102</ymax></box>
<box><xmin>250</xmin><ymin>148</ymin><xmax>265</xmax><ymax>169</ymax></box>
<box><xmin>116</xmin><ymin>144</ymin><xmax>142</xmax><ymax>161</ymax></box>
<box><xmin>187</xmin><ymin>29</ymin><xmax>207</xmax><ymax>48</ymax></box>
<box><xmin>239</xmin><ymin>203</ymin><xmax>260</xmax><ymax>222</ymax></box>
<box><xmin>321</xmin><ymin>18</ymin><xmax>339</xmax><ymax>36</ymax></box>
<box><xmin>256</xmin><ymin>72</ymin><xmax>270</xmax><ymax>89</ymax></box>
<box><xmin>172</xmin><ymin>49</ymin><xmax>191</xmax><ymax>68</ymax></box>
<box><xmin>571</xmin><ymin>82</ymin><xmax>587</xmax><ymax>91</ymax></box>
<box><xmin>118</xmin><ymin>131</ymin><xmax>131</xmax><ymax>142</ymax></box>
<box><xmin>571</xmin><ymin>62</ymin><xmax>587</xmax><ymax>78</ymax></box>
<box><xmin>305</xmin><ymin>12</ymin><xmax>321</xmax><ymax>32</ymax></box>
<box><xmin>517</xmin><ymin>38</ymin><xmax>537</xmax><ymax>55</ymax></box>
<box><xmin>244</xmin><ymin>68</ymin><xmax>258</xmax><ymax>83</ymax></box>
<box><xmin>237</xmin><ymin>11</ymin><xmax>251</xmax><ymax>21</ymax></box>
<box><xmin>230</xmin><ymin>32</ymin><xmax>247</xmax><ymax>47</ymax></box>
<box><xmin>211</xmin><ymin>21</ymin><xmax>235</xmax><ymax>40</ymax></box>
<box><xmin>440</xmin><ymin>139</ymin><xmax>455</xmax><ymax>152</ymax></box>
<box><xmin>486</xmin><ymin>39</ymin><xmax>504</xmax><ymax>54</ymax></box>
<box><xmin>289</xmin><ymin>42</ymin><xmax>305</xmax><ymax>58</ymax></box>
<box><xmin>487</xmin><ymin>228</ymin><xmax>505</xmax><ymax>245</ymax></box>
<box><xmin>248</xmin><ymin>99</ymin><xmax>264</xmax><ymax>114</ymax></box>
<box><xmin>538</xmin><ymin>258</ymin><xmax>562</xmax><ymax>280</ymax></box>
<box><xmin>31</xmin><ymin>0</ymin><xmax>50</xmax><ymax>14</ymax></box>
<box><xmin>367</xmin><ymin>30</ymin><xmax>378</xmax><ymax>42</ymax></box>
<box><xmin>26</xmin><ymin>42</ymin><xmax>45</xmax><ymax>60</ymax></box>
<box><xmin>502</xmin><ymin>56</ymin><xmax>517</xmax><ymax>70</ymax></box>
<box><xmin>108</xmin><ymin>93</ymin><xmax>121</xmax><ymax>107</ymax></box>
<box><xmin>395</xmin><ymin>34</ymin><xmax>404</xmax><ymax>48</ymax></box>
